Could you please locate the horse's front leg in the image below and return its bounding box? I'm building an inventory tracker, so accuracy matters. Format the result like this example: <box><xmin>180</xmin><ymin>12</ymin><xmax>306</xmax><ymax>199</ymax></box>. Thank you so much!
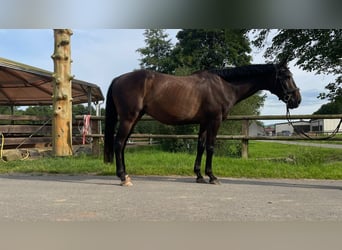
<box><xmin>194</xmin><ymin>125</ymin><xmax>207</xmax><ymax>183</ymax></box>
<box><xmin>205</xmin><ymin>119</ymin><xmax>221</xmax><ymax>185</ymax></box>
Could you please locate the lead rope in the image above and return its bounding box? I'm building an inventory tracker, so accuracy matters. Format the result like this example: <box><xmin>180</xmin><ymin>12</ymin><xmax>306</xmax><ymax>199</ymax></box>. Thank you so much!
<box><xmin>286</xmin><ymin>106</ymin><xmax>342</xmax><ymax>140</ymax></box>
<box><xmin>13</xmin><ymin>118</ymin><xmax>53</xmax><ymax>161</ymax></box>
<box><xmin>16</xmin><ymin>118</ymin><xmax>52</xmax><ymax>150</ymax></box>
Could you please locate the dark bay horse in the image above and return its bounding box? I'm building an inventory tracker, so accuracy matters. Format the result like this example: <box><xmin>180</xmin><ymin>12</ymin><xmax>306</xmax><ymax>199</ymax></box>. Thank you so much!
<box><xmin>104</xmin><ymin>62</ymin><xmax>301</xmax><ymax>186</ymax></box>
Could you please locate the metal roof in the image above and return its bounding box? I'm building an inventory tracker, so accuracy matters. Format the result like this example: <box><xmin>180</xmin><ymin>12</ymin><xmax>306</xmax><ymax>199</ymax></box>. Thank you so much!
<box><xmin>0</xmin><ymin>57</ymin><xmax>104</xmax><ymax>106</ymax></box>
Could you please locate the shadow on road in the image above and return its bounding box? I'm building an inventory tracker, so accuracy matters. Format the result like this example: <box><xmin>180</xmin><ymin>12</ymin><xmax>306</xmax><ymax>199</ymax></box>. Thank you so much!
<box><xmin>133</xmin><ymin>176</ymin><xmax>342</xmax><ymax>191</ymax></box>
<box><xmin>0</xmin><ymin>174</ymin><xmax>341</xmax><ymax>191</ymax></box>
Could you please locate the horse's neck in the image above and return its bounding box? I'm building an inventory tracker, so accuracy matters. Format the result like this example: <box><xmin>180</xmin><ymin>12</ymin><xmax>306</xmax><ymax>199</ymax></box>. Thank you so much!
<box><xmin>231</xmin><ymin>79</ymin><xmax>265</xmax><ymax>104</ymax></box>
<box><xmin>226</xmin><ymin>68</ymin><xmax>276</xmax><ymax>105</ymax></box>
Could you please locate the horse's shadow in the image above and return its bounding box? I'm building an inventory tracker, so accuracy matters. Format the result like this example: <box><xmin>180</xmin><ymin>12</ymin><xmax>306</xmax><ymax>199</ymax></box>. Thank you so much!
<box><xmin>0</xmin><ymin>174</ymin><xmax>341</xmax><ymax>191</ymax></box>
<box><xmin>131</xmin><ymin>175</ymin><xmax>342</xmax><ymax>191</ymax></box>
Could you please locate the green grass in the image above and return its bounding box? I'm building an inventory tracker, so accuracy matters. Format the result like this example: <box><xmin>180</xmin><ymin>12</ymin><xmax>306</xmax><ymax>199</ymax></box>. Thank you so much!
<box><xmin>1</xmin><ymin>141</ymin><xmax>342</xmax><ymax>179</ymax></box>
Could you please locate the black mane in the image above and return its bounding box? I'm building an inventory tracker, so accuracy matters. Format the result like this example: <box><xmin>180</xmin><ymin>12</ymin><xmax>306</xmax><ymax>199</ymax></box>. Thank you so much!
<box><xmin>209</xmin><ymin>64</ymin><xmax>276</xmax><ymax>81</ymax></box>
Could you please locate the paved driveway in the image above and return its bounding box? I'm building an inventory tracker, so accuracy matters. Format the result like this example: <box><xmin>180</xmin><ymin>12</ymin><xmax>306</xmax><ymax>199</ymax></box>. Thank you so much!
<box><xmin>0</xmin><ymin>174</ymin><xmax>341</xmax><ymax>222</ymax></box>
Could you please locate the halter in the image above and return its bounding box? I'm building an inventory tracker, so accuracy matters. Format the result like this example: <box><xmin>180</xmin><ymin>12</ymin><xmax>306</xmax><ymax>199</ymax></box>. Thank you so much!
<box><xmin>275</xmin><ymin>66</ymin><xmax>299</xmax><ymax>104</ymax></box>
<box><xmin>282</xmin><ymin>84</ymin><xmax>299</xmax><ymax>103</ymax></box>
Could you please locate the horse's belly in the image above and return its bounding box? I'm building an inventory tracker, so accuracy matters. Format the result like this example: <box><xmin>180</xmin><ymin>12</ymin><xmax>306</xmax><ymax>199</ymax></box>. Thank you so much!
<box><xmin>145</xmin><ymin>100</ymin><xmax>201</xmax><ymax>125</ymax></box>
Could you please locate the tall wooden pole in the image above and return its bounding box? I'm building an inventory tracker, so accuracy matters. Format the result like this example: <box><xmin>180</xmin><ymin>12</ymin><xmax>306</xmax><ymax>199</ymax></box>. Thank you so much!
<box><xmin>51</xmin><ymin>29</ymin><xmax>73</xmax><ymax>156</ymax></box>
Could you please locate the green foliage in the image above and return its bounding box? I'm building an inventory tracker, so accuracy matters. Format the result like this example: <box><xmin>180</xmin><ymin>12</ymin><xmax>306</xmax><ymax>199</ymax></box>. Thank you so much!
<box><xmin>215</xmin><ymin>140</ymin><xmax>242</xmax><ymax>157</ymax></box>
<box><xmin>173</xmin><ymin>29</ymin><xmax>252</xmax><ymax>71</ymax></box>
<box><xmin>134</xmin><ymin>120</ymin><xmax>160</xmax><ymax>134</ymax></box>
<box><xmin>251</xmin><ymin>29</ymin><xmax>342</xmax><ymax>101</ymax></box>
<box><xmin>136</xmin><ymin>29</ymin><xmax>175</xmax><ymax>73</ymax></box>
<box><xmin>314</xmin><ymin>96</ymin><xmax>342</xmax><ymax>114</ymax></box>
<box><xmin>7</xmin><ymin>104</ymin><xmax>97</xmax><ymax>117</ymax></box>
<box><xmin>157</xmin><ymin>124</ymin><xmax>197</xmax><ymax>153</ymax></box>
<box><xmin>230</xmin><ymin>93</ymin><xmax>266</xmax><ymax>116</ymax></box>
<box><xmin>0</xmin><ymin>106</ymin><xmax>22</xmax><ymax>124</ymax></box>
<box><xmin>24</xmin><ymin>105</ymin><xmax>53</xmax><ymax>116</ymax></box>
<box><xmin>0</xmin><ymin>106</ymin><xmax>20</xmax><ymax>115</ymax></box>
<box><xmin>72</xmin><ymin>104</ymin><xmax>95</xmax><ymax>115</ymax></box>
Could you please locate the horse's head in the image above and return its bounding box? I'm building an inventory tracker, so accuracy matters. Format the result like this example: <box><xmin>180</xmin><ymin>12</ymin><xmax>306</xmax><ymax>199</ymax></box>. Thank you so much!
<box><xmin>274</xmin><ymin>61</ymin><xmax>301</xmax><ymax>109</ymax></box>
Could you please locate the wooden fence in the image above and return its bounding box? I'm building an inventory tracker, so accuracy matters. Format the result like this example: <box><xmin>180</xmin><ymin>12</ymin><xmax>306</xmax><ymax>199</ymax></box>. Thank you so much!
<box><xmin>75</xmin><ymin>114</ymin><xmax>342</xmax><ymax>158</ymax></box>
<box><xmin>1</xmin><ymin>114</ymin><xmax>341</xmax><ymax>156</ymax></box>
<box><xmin>0</xmin><ymin>114</ymin><xmax>84</xmax><ymax>149</ymax></box>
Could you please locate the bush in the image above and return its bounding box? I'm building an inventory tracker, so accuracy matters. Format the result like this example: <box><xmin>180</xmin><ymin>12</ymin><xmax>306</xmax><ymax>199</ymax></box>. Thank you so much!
<box><xmin>215</xmin><ymin>140</ymin><xmax>242</xmax><ymax>157</ymax></box>
<box><xmin>160</xmin><ymin>138</ymin><xmax>196</xmax><ymax>153</ymax></box>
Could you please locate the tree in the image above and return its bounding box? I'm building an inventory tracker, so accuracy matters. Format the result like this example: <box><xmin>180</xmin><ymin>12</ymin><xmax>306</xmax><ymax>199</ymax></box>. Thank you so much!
<box><xmin>24</xmin><ymin>106</ymin><xmax>52</xmax><ymax>116</ymax></box>
<box><xmin>136</xmin><ymin>29</ymin><xmax>174</xmax><ymax>73</ymax></box>
<box><xmin>314</xmin><ymin>97</ymin><xmax>342</xmax><ymax>115</ymax></box>
<box><xmin>0</xmin><ymin>106</ymin><xmax>19</xmax><ymax>115</ymax></box>
<box><xmin>251</xmin><ymin>29</ymin><xmax>342</xmax><ymax>101</ymax></box>
<box><xmin>72</xmin><ymin>104</ymin><xmax>95</xmax><ymax>115</ymax></box>
<box><xmin>173</xmin><ymin>29</ymin><xmax>252</xmax><ymax>73</ymax></box>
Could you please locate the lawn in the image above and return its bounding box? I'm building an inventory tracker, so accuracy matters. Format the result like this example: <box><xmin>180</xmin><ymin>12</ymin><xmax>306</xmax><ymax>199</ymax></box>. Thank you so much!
<box><xmin>1</xmin><ymin>141</ymin><xmax>342</xmax><ymax>179</ymax></box>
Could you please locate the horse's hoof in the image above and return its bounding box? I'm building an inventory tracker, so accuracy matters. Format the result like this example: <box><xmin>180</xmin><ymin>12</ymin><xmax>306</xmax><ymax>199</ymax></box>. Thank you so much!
<box><xmin>196</xmin><ymin>177</ymin><xmax>207</xmax><ymax>184</ymax></box>
<box><xmin>209</xmin><ymin>179</ymin><xmax>221</xmax><ymax>185</ymax></box>
<box><xmin>120</xmin><ymin>175</ymin><xmax>133</xmax><ymax>187</ymax></box>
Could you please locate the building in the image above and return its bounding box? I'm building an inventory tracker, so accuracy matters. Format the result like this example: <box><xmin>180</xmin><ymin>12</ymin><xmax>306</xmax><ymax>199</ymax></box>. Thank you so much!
<box><xmin>248</xmin><ymin>121</ymin><xmax>265</xmax><ymax>136</ymax></box>
<box><xmin>264</xmin><ymin>125</ymin><xmax>275</xmax><ymax>136</ymax></box>
<box><xmin>275</xmin><ymin>120</ymin><xmax>311</xmax><ymax>136</ymax></box>
<box><xmin>310</xmin><ymin>119</ymin><xmax>342</xmax><ymax>134</ymax></box>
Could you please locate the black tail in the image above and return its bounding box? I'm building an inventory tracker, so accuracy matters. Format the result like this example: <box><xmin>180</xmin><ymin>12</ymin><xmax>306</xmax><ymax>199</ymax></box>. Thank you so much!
<box><xmin>104</xmin><ymin>79</ymin><xmax>118</xmax><ymax>163</ymax></box>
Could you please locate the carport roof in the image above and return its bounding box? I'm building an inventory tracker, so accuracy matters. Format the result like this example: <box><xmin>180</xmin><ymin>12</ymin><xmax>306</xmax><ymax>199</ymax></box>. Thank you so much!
<box><xmin>0</xmin><ymin>57</ymin><xmax>104</xmax><ymax>106</ymax></box>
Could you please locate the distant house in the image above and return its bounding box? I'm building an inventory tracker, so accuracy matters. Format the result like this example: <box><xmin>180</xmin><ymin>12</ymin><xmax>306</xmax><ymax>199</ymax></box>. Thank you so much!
<box><xmin>310</xmin><ymin>119</ymin><xmax>342</xmax><ymax>134</ymax></box>
<box><xmin>248</xmin><ymin>121</ymin><xmax>265</xmax><ymax>136</ymax></box>
<box><xmin>272</xmin><ymin>119</ymin><xmax>341</xmax><ymax>136</ymax></box>
<box><xmin>275</xmin><ymin>120</ymin><xmax>311</xmax><ymax>136</ymax></box>
<box><xmin>264</xmin><ymin>125</ymin><xmax>275</xmax><ymax>136</ymax></box>
<box><xmin>244</xmin><ymin>118</ymin><xmax>342</xmax><ymax>138</ymax></box>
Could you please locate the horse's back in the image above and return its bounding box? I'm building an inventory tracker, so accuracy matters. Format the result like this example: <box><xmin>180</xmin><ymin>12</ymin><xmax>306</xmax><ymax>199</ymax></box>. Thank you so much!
<box><xmin>112</xmin><ymin>69</ymin><xmax>150</xmax><ymax>91</ymax></box>
<box><xmin>110</xmin><ymin>69</ymin><xmax>231</xmax><ymax>125</ymax></box>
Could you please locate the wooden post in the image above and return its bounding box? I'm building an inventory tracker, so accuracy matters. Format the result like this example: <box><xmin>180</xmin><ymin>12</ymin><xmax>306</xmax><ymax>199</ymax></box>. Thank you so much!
<box><xmin>241</xmin><ymin>119</ymin><xmax>249</xmax><ymax>159</ymax></box>
<box><xmin>51</xmin><ymin>29</ymin><xmax>73</xmax><ymax>156</ymax></box>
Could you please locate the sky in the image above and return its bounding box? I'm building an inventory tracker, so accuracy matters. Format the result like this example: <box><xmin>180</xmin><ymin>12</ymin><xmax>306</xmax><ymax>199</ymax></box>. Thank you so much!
<box><xmin>0</xmin><ymin>29</ymin><xmax>333</xmax><ymax>121</ymax></box>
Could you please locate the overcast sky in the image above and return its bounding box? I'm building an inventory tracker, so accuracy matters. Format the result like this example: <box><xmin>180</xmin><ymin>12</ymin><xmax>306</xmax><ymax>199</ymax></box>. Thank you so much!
<box><xmin>0</xmin><ymin>29</ymin><xmax>332</xmax><ymax>119</ymax></box>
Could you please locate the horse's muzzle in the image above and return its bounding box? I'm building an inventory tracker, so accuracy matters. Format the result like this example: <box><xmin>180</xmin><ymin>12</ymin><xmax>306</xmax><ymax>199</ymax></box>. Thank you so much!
<box><xmin>287</xmin><ymin>92</ymin><xmax>301</xmax><ymax>109</ymax></box>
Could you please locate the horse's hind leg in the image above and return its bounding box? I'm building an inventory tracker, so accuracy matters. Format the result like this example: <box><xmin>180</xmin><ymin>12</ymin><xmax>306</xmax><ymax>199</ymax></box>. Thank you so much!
<box><xmin>114</xmin><ymin>119</ymin><xmax>136</xmax><ymax>186</ymax></box>
<box><xmin>205</xmin><ymin>119</ymin><xmax>221</xmax><ymax>185</ymax></box>
<box><xmin>194</xmin><ymin>124</ymin><xmax>207</xmax><ymax>183</ymax></box>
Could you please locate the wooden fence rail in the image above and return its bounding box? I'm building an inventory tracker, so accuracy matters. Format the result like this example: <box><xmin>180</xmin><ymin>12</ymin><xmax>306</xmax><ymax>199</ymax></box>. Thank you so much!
<box><xmin>75</xmin><ymin>114</ymin><xmax>342</xmax><ymax>158</ymax></box>
<box><xmin>2</xmin><ymin>114</ymin><xmax>341</xmax><ymax>156</ymax></box>
<box><xmin>76</xmin><ymin>114</ymin><xmax>342</xmax><ymax>121</ymax></box>
<box><xmin>0</xmin><ymin>115</ymin><xmax>81</xmax><ymax>149</ymax></box>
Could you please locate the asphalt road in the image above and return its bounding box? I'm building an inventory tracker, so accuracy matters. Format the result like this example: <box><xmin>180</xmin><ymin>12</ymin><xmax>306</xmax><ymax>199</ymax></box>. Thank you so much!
<box><xmin>1</xmin><ymin>174</ymin><xmax>341</xmax><ymax>222</ymax></box>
